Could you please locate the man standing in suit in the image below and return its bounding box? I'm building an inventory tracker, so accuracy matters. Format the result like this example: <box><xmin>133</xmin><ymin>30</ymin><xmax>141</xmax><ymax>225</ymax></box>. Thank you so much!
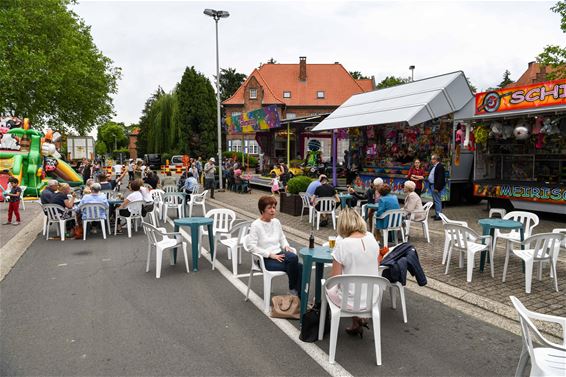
<box><xmin>428</xmin><ymin>154</ymin><xmax>445</xmax><ymax>221</ymax></box>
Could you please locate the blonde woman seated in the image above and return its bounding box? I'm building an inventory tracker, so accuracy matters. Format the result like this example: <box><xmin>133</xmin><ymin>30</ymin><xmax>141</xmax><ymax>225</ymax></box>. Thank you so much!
<box><xmin>403</xmin><ymin>180</ymin><xmax>425</xmax><ymax>221</ymax></box>
<box><xmin>328</xmin><ymin>208</ymin><xmax>380</xmax><ymax>337</ymax></box>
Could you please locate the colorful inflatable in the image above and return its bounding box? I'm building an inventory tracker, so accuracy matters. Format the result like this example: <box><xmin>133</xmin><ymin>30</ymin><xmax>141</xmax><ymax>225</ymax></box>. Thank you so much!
<box><xmin>0</xmin><ymin>117</ymin><xmax>83</xmax><ymax>196</ymax></box>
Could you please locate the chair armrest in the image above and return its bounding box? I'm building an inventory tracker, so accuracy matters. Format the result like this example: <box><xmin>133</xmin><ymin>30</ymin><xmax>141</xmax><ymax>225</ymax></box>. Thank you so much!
<box><xmin>507</xmin><ymin>238</ymin><xmax>523</xmax><ymax>245</ymax></box>
<box><xmin>526</xmin><ymin>310</ymin><xmax>566</xmax><ymax>349</ymax></box>
<box><xmin>160</xmin><ymin>231</ymin><xmax>183</xmax><ymax>238</ymax></box>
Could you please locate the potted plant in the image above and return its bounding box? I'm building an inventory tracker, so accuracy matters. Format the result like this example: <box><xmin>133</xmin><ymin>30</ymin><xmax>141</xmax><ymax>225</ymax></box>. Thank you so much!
<box><xmin>280</xmin><ymin>176</ymin><xmax>313</xmax><ymax>216</ymax></box>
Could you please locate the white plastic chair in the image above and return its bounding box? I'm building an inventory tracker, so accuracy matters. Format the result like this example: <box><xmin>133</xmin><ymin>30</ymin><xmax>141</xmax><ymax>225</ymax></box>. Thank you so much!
<box><xmin>19</xmin><ymin>185</ymin><xmax>27</xmax><ymax>210</ymax></box>
<box><xmin>114</xmin><ymin>200</ymin><xmax>144</xmax><ymax>238</ymax></box>
<box><xmin>200</xmin><ymin>208</ymin><xmax>236</xmax><ymax>257</ymax></box>
<box><xmin>405</xmin><ymin>201</ymin><xmax>433</xmax><ymax>243</ymax></box>
<box><xmin>101</xmin><ymin>189</ymin><xmax>119</xmax><ymax>200</ymax></box>
<box><xmin>150</xmin><ymin>189</ymin><xmax>165</xmax><ymax>222</ymax></box>
<box><xmin>163</xmin><ymin>185</ymin><xmax>178</xmax><ymax>193</ymax></box>
<box><xmin>42</xmin><ymin>204</ymin><xmax>75</xmax><ymax>241</ymax></box>
<box><xmin>142</xmin><ymin>222</ymin><xmax>189</xmax><ymax>278</ymax></box>
<box><xmin>493</xmin><ymin>211</ymin><xmax>539</xmax><ymax>252</ymax></box>
<box><xmin>299</xmin><ymin>192</ymin><xmax>313</xmax><ymax>223</ymax></box>
<box><xmin>187</xmin><ymin>190</ymin><xmax>208</xmax><ymax>218</ymax></box>
<box><xmin>444</xmin><ymin>223</ymin><xmax>493</xmax><ymax>283</ymax></box>
<box><xmin>216</xmin><ymin>220</ymin><xmax>252</xmax><ymax>274</ymax></box>
<box><xmin>438</xmin><ymin>213</ymin><xmax>469</xmax><ymax>265</ymax></box>
<box><xmin>375</xmin><ymin>209</ymin><xmax>407</xmax><ymax>247</ymax></box>
<box><xmin>510</xmin><ymin>296</ymin><xmax>566</xmax><ymax>377</ymax></box>
<box><xmin>242</xmin><ymin>234</ymin><xmax>287</xmax><ymax>313</ymax></box>
<box><xmin>162</xmin><ymin>192</ymin><xmax>185</xmax><ymax>222</ymax></box>
<box><xmin>79</xmin><ymin>203</ymin><xmax>109</xmax><ymax>240</ymax></box>
<box><xmin>318</xmin><ymin>275</ymin><xmax>390</xmax><ymax>365</ymax></box>
<box><xmin>313</xmin><ymin>197</ymin><xmax>337</xmax><ymax>230</ymax></box>
<box><xmin>552</xmin><ymin>228</ymin><xmax>566</xmax><ymax>253</ymax></box>
<box><xmin>503</xmin><ymin>233</ymin><xmax>563</xmax><ymax>294</ymax></box>
<box><xmin>489</xmin><ymin>208</ymin><xmax>507</xmax><ymax>218</ymax></box>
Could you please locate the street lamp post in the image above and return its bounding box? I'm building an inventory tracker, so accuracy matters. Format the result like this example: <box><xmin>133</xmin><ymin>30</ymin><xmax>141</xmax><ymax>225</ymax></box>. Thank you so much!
<box><xmin>409</xmin><ymin>65</ymin><xmax>415</xmax><ymax>81</ymax></box>
<box><xmin>204</xmin><ymin>8</ymin><xmax>230</xmax><ymax>190</ymax></box>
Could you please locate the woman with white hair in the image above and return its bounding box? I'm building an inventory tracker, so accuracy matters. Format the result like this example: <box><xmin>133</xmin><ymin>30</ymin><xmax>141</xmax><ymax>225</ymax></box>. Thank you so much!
<box><xmin>403</xmin><ymin>180</ymin><xmax>425</xmax><ymax>221</ymax></box>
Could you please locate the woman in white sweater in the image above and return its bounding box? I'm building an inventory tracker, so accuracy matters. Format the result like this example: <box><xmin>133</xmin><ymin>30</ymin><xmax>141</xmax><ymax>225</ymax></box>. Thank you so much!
<box><xmin>328</xmin><ymin>208</ymin><xmax>380</xmax><ymax>337</ymax></box>
<box><xmin>403</xmin><ymin>180</ymin><xmax>425</xmax><ymax>221</ymax></box>
<box><xmin>247</xmin><ymin>196</ymin><xmax>302</xmax><ymax>296</ymax></box>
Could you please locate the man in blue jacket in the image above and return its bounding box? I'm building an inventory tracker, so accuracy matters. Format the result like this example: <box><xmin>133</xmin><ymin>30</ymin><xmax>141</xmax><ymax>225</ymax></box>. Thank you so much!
<box><xmin>428</xmin><ymin>154</ymin><xmax>445</xmax><ymax>221</ymax></box>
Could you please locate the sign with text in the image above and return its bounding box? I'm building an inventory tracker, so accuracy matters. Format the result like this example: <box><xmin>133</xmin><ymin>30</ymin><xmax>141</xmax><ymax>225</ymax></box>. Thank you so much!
<box><xmin>225</xmin><ymin>105</ymin><xmax>281</xmax><ymax>134</ymax></box>
<box><xmin>475</xmin><ymin>79</ymin><xmax>566</xmax><ymax>115</ymax></box>
<box><xmin>473</xmin><ymin>183</ymin><xmax>566</xmax><ymax>204</ymax></box>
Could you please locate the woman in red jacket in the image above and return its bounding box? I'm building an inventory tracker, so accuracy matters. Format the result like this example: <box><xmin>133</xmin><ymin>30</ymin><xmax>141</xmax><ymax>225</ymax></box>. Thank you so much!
<box><xmin>407</xmin><ymin>159</ymin><xmax>425</xmax><ymax>196</ymax></box>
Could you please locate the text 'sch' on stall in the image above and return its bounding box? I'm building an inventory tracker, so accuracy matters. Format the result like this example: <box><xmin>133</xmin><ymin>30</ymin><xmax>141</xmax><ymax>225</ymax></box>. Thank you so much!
<box><xmin>312</xmin><ymin>71</ymin><xmax>476</xmax><ymax>203</ymax></box>
<box><xmin>454</xmin><ymin>79</ymin><xmax>566</xmax><ymax>214</ymax></box>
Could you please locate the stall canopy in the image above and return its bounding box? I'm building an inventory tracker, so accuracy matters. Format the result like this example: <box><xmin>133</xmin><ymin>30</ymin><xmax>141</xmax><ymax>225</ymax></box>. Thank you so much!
<box><xmin>312</xmin><ymin>71</ymin><xmax>474</xmax><ymax>131</ymax></box>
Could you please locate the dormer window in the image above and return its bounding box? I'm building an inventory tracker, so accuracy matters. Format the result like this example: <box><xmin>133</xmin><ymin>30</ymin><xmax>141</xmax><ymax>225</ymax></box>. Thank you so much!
<box><xmin>249</xmin><ymin>88</ymin><xmax>257</xmax><ymax>99</ymax></box>
<box><xmin>317</xmin><ymin>91</ymin><xmax>325</xmax><ymax>99</ymax></box>
<box><xmin>283</xmin><ymin>91</ymin><xmax>291</xmax><ymax>98</ymax></box>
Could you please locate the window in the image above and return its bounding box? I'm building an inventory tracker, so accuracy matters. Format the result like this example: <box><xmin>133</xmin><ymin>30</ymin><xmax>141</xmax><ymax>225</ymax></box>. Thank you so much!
<box><xmin>249</xmin><ymin>88</ymin><xmax>257</xmax><ymax>99</ymax></box>
<box><xmin>245</xmin><ymin>140</ymin><xmax>260</xmax><ymax>154</ymax></box>
<box><xmin>283</xmin><ymin>91</ymin><xmax>291</xmax><ymax>98</ymax></box>
<box><xmin>228</xmin><ymin>140</ymin><xmax>242</xmax><ymax>152</ymax></box>
<box><xmin>317</xmin><ymin>91</ymin><xmax>325</xmax><ymax>99</ymax></box>
<box><xmin>286</xmin><ymin>113</ymin><xmax>296</xmax><ymax>119</ymax></box>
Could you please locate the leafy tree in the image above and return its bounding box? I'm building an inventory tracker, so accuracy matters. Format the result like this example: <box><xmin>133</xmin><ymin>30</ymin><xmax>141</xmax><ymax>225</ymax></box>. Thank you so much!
<box><xmin>350</xmin><ymin>71</ymin><xmax>370</xmax><ymax>80</ymax></box>
<box><xmin>176</xmin><ymin>66</ymin><xmax>217</xmax><ymax>158</ymax></box>
<box><xmin>0</xmin><ymin>0</ymin><xmax>121</xmax><ymax>134</ymax></box>
<box><xmin>146</xmin><ymin>92</ymin><xmax>178</xmax><ymax>154</ymax></box>
<box><xmin>466</xmin><ymin>77</ymin><xmax>478</xmax><ymax>93</ymax></box>
<box><xmin>498</xmin><ymin>70</ymin><xmax>514</xmax><ymax>88</ymax></box>
<box><xmin>96</xmin><ymin>121</ymin><xmax>128</xmax><ymax>155</ymax></box>
<box><xmin>376</xmin><ymin>76</ymin><xmax>410</xmax><ymax>89</ymax></box>
<box><xmin>95</xmin><ymin>141</ymin><xmax>107</xmax><ymax>156</ymax></box>
<box><xmin>219</xmin><ymin>68</ymin><xmax>247</xmax><ymax>102</ymax></box>
<box><xmin>136</xmin><ymin>87</ymin><xmax>164</xmax><ymax>156</ymax></box>
<box><xmin>537</xmin><ymin>1</ymin><xmax>566</xmax><ymax>79</ymax></box>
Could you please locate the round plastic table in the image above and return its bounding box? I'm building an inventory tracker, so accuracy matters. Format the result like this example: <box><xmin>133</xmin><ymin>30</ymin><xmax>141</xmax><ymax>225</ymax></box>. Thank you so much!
<box><xmin>338</xmin><ymin>194</ymin><xmax>353</xmax><ymax>209</ymax></box>
<box><xmin>174</xmin><ymin>217</ymin><xmax>214</xmax><ymax>271</ymax></box>
<box><xmin>478</xmin><ymin>218</ymin><xmax>524</xmax><ymax>272</ymax></box>
<box><xmin>299</xmin><ymin>246</ymin><xmax>332</xmax><ymax>324</ymax></box>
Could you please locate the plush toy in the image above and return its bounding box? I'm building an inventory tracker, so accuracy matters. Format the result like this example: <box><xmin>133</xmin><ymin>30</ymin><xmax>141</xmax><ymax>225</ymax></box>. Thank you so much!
<box><xmin>513</xmin><ymin>125</ymin><xmax>530</xmax><ymax>140</ymax></box>
<box><xmin>502</xmin><ymin>125</ymin><xmax>514</xmax><ymax>139</ymax></box>
<box><xmin>490</xmin><ymin>122</ymin><xmax>503</xmax><ymax>138</ymax></box>
<box><xmin>0</xmin><ymin>133</ymin><xmax>20</xmax><ymax>150</ymax></box>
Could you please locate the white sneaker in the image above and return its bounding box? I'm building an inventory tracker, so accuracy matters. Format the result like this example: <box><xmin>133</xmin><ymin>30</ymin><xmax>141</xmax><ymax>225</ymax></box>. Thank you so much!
<box><xmin>12</xmin><ymin>221</ymin><xmax>20</xmax><ymax>226</ymax></box>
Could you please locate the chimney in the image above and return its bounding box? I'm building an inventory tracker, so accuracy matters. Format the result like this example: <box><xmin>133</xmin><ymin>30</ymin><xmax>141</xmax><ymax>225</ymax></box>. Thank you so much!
<box><xmin>299</xmin><ymin>56</ymin><xmax>307</xmax><ymax>81</ymax></box>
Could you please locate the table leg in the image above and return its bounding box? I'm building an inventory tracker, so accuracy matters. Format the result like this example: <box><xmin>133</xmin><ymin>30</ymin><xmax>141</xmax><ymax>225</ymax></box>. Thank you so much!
<box><xmin>479</xmin><ymin>225</ymin><xmax>492</xmax><ymax>272</ymax></box>
<box><xmin>207</xmin><ymin>224</ymin><xmax>215</xmax><ymax>261</ymax></box>
<box><xmin>300</xmin><ymin>255</ymin><xmax>313</xmax><ymax>326</ymax></box>
<box><xmin>190</xmin><ymin>224</ymin><xmax>199</xmax><ymax>272</ymax></box>
<box><xmin>173</xmin><ymin>224</ymin><xmax>179</xmax><ymax>264</ymax></box>
<box><xmin>314</xmin><ymin>262</ymin><xmax>324</xmax><ymax>306</ymax></box>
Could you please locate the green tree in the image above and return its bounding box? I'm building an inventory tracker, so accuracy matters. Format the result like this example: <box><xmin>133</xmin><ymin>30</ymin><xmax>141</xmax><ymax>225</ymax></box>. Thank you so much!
<box><xmin>219</xmin><ymin>68</ymin><xmax>247</xmax><ymax>102</ymax></box>
<box><xmin>498</xmin><ymin>70</ymin><xmax>514</xmax><ymax>88</ymax></box>
<box><xmin>96</xmin><ymin>121</ymin><xmax>128</xmax><ymax>156</ymax></box>
<box><xmin>0</xmin><ymin>0</ymin><xmax>121</xmax><ymax>134</ymax></box>
<box><xmin>147</xmin><ymin>91</ymin><xmax>178</xmax><ymax>154</ymax></box>
<box><xmin>350</xmin><ymin>71</ymin><xmax>370</xmax><ymax>80</ymax></box>
<box><xmin>466</xmin><ymin>77</ymin><xmax>478</xmax><ymax>93</ymax></box>
<box><xmin>176</xmin><ymin>66</ymin><xmax>217</xmax><ymax>158</ymax></box>
<box><xmin>95</xmin><ymin>141</ymin><xmax>107</xmax><ymax>156</ymax></box>
<box><xmin>376</xmin><ymin>76</ymin><xmax>410</xmax><ymax>89</ymax></box>
<box><xmin>537</xmin><ymin>1</ymin><xmax>566</xmax><ymax>79</ymax></box>
<box><xmin>136</xmin><ymin>87</ymin><xmax>164</xmax><ymax>156</ymax></box>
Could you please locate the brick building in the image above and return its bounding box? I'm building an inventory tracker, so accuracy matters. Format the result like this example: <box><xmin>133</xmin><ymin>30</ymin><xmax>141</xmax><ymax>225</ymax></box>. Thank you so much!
<box><xmin>222</xmin><ymin>57</ymin><xmax>374</xmax><ymax>159</ymax></box>
<box><xmin>504</xmin><ymin>61</ymin><xmax>558</xmax><ymax>88</ymax></box>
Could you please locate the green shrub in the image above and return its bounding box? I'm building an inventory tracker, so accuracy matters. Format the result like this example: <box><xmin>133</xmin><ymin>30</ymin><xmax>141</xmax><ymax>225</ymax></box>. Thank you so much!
<box><xmin>223</xmin><ymin>151</ymin><xmax>258</xmax><ymax>167</ymax></box>
<box><xmin>286</xmin><ymin>175</ymin><xmax>313</xmax><ymax>194</ymax></box>
<box><xmin>290</xmin><ymin>159</ymin><xmax>303</xmax><ymax>168</ymax></box>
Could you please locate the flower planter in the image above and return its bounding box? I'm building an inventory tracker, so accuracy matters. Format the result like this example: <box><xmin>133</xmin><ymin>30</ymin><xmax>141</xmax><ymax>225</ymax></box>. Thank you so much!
<box><xmin>279</xmin><ymin>193</ymin><xmax>303</xmax><ymax>216</ymax></box>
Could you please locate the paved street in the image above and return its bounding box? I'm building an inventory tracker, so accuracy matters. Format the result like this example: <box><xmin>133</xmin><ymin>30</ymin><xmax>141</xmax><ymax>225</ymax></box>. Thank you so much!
<box><xmin>0</xmin><ymin>198</ymin><xmax>525</xmax><ymax>376</ymax></box>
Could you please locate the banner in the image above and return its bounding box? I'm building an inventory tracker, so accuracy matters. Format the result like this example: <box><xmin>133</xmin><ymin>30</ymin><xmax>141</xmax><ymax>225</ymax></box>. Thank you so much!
<box><xmin>225</xmin><ymin>105</ymin><xmax>281</xmax><ymax>134</ymax></box>
<box><xmin>473</xmin><ymin>183</ymin><xmax>566</xmax><ymax>204</ymax></box>
<box><xmin>475</xmin><ymin>79</ymin><xmax>566</xmax><ymax>115</ymax></box>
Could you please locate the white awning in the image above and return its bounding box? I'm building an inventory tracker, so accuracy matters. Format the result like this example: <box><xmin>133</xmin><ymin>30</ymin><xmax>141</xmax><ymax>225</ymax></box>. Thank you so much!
<box><xmin>454</xmin><ymin>97</ymin><xmax>566</xmax><ymax>121</ymax></box>
<box><xmin>312</xmin><ymin>71</ymin><xmax>474</xmax><ymax>131</ymax></box>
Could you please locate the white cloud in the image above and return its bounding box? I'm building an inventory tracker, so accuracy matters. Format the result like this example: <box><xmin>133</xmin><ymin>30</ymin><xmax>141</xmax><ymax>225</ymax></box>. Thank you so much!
<box><xmin>73</xmin><ymin>0</ymin><xmax>563</xmax><ymax>125</ymax></box>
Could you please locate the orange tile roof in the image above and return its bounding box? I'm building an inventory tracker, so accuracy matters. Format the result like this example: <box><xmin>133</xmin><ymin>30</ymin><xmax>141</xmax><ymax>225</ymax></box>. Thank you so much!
<box><xmin>505</xmin><ymin>62</ymin><xmax>558</xmax><ymax>88</ymax></box>
<box><xmin>223</xmin><ymin>62</ymin><xmax>371</xmax><ymax>106</ymax></box>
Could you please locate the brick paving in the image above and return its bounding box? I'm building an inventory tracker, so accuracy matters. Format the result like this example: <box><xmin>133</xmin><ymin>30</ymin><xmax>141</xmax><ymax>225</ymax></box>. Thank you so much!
<box><xmin>211</xmin><ymin>188</ymin><xmax>566</xmax><ymax>319</ymax></box>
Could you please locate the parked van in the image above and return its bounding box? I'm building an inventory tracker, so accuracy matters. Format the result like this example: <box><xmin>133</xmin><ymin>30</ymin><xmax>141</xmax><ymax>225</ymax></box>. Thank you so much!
<box><xmin>143</xmin><ymin>154</ymin><xmax>161</xmax><ymax>170</ymax></box>
<box><xmin>171</xmin><ymin>155</ymin><xmax>184</xmax><ymax>165</ymax></box>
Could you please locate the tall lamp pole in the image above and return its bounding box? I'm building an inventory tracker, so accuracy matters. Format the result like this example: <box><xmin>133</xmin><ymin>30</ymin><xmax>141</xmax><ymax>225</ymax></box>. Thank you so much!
<box><xmin>204</xmin><ymin>8</ymin><xmax>230</xmax><ymax>190</ymax></box>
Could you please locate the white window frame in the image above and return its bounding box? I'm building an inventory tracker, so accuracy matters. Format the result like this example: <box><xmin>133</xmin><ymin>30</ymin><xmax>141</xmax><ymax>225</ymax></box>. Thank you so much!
<box><xmin>249</xmin><ymin>89</ymin><xmax>257</xmax><ymax>99</ymax></box>
<box><xmin>283</xmin><ymin>91</ymin><xmax>291</xmax><ymax>98</ymax></box>
<box><xmin>317</xmin><ymin>91</ymin><xmax>325</xmax><ymax>99</ymax></box>
<box><xmin>286</xmin><ymin>113</ymin><xmax>296</xmax><ymax>119</ymax></box>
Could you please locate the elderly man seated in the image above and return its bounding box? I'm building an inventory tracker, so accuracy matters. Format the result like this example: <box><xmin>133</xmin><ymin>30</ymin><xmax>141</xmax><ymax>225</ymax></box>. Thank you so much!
<box><xmin>79</xmin><ymin>183</ymin><xmax>109</xmax><ymax>220</ymax></box>
<box><xmin>41</xmin><ymin>180</ymin><xmax>59</xmax><ymax>205</ymax></box>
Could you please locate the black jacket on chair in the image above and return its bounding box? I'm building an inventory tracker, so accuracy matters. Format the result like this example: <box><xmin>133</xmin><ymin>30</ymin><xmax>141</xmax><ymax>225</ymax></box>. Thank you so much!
<box><xmin>432</xmin><ymin>163</ymin><xmax>446</xmax><ymax>191</ymax></box>
<box><xmin>380</xmin><ymin>242</ymin><xmax>427</xmax><ymax>286</ymax></box>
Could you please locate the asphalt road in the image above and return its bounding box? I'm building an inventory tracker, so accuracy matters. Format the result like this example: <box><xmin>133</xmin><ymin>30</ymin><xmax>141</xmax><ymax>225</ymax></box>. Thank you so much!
<box><xmin>0</xmin><ymin>205</ymin><xmax>522</xmax><ymax>376</ymax></box>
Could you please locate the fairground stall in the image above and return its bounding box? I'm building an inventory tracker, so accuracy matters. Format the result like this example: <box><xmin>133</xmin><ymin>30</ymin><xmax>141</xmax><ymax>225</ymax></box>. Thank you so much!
<box><xmin>454</xmin><ymin>79</ymin><xmax>566</xmax><ymax>214</ymax></box>
<box><xmin>312</xmin><ymin>71</ymin><xmax>475</xmax><ymax>203</ymax></box>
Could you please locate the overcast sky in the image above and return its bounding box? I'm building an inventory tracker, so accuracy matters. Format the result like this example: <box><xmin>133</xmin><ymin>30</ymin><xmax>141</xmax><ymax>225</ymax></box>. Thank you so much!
<box><xmin>73</xmin><ymin>0</ymin><xmax>564</xmax><ymax>126</ymax></box>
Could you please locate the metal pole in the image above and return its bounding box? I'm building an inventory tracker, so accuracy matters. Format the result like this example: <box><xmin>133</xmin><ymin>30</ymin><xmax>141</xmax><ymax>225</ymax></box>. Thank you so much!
<box><xmin>287</xmin><ymin>123</ymin><xmax>290</xmax><ymax>166</ymax></box>
<box><xmin>215</xmin><ymin>17</ymin><xmax>223</xmax><ymax>189</ymax></box>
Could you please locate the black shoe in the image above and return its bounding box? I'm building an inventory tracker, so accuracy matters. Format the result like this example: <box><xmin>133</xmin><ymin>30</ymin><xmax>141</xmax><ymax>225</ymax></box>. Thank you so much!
<box><xmin>320</xmin><ymin>220</ymin><xmax>328</xmax><ymax>227</ymax></box>
<box><xmin>434</xmin><ymin>216</ymin><xmax>441</xmax><ymax>221</ymax></box>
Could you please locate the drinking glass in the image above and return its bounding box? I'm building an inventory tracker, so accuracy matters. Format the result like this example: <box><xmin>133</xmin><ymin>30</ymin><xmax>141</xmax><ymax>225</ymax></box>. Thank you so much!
<box><xmin>328</xmin><ymin>236</ymin><xmax>336</xmax><ymax>249</ymax></box>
